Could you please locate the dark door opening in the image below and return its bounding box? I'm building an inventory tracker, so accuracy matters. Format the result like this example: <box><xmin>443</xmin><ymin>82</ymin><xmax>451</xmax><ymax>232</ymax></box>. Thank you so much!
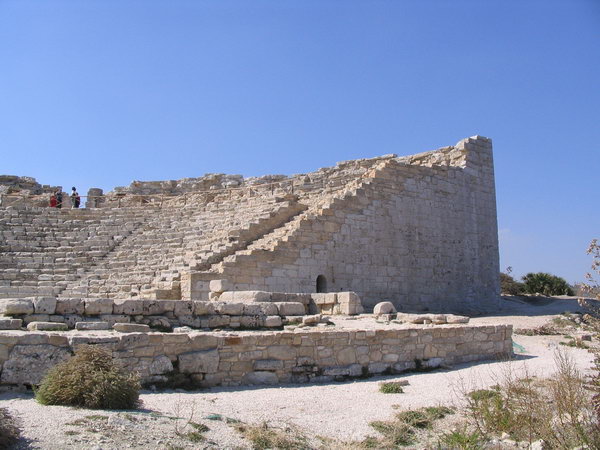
<box><xmin>316</xmin><ymin>275</ymin><xmax>327</xmax><ymax>293</ymax></box>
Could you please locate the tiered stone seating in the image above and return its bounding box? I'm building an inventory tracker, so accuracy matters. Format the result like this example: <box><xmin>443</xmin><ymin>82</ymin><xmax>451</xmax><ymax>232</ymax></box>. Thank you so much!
<box><xmin>0</xmin><ymin>207</ymin><xmax>152</xmax><ymax>298</ymax></box>
<box><xmin>59</xmin><ymin>194</ymin><xmax>307</xmax><ymax>299</ymax></box>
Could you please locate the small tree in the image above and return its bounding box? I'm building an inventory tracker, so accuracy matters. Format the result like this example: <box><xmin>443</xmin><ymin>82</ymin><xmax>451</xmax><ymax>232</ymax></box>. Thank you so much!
<box><xmin>500</xmin><ymin>268</ymin><xmax>524</xmax><ymax>295</ymax></box>
<box><xmin>521</xmin><ymin>272</ymin><xmax>574</xmax><ymax>296</ymax></box>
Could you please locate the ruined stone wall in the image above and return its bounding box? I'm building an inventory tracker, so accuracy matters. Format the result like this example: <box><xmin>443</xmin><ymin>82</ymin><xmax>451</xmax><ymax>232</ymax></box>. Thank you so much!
<box><xmin>0</xmin><ymin>324</ymin><xmax>512</xmax><ymax>388</ymax></box>
<box><xmin>192</xmin><ymin>136</ymin><xmax>500</xmax><ymax>313</ymax></box>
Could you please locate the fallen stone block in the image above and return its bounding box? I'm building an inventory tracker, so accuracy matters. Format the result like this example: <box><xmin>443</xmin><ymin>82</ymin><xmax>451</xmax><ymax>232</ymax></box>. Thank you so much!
<box><xmin>113</xmin><ymin>323</ymin><xmax>150</xmax><ymax>333</ymax></box>
<box><xmin>0</xmin><ymin>318</ymin><xmax>22</xmax><ymax>330</ymax></box>
<box><xmin>0</xmin><ymin>299</ymin><xmax>34</xmax><ymax>315</ymax></box>
<box><xmin>302</xmin><ymin>314</ymin><xmax>322</xmax><ymax>325</ymax></box>
<box><xmin>373</xmin><ymin>301</ymin><xmax>396</xmax><ymax>315</ymax></box>
<box><xmin>26</xmin><ymin>321</ymin><xmax>68</xmax><ymax>331</ymax></box>
<box><xmin>75</xmin><ymin>321</ymin><xmax>110</xmax><ymax>331</ymax></box>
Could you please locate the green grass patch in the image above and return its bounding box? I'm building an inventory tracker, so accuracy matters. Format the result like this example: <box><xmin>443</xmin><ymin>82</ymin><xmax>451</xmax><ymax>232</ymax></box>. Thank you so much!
<box><xmin>379</xmin><ymin>381</ymin><xmax>405</xmax><ymax>394</ymax></box>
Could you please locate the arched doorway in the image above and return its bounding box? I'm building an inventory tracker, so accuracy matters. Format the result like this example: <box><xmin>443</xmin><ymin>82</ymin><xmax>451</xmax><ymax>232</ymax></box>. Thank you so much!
<box><xmin>316</xmin><ymin>275</ymin><xmax>327</xmax><ymax>293</ymax></box>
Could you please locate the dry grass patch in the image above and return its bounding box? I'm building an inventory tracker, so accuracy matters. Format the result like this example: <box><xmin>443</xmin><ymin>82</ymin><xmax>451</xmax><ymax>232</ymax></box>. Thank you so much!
<box><xmin>234</xmin><ymin>422</ymin><xmax>309</xmax><ymax>450</ymax></box>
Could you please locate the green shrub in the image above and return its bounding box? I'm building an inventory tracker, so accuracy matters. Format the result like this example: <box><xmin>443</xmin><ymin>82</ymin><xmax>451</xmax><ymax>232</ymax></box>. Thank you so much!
<box><xmin>379</xmin><ymin>381</ymin><xmax>404</xmax><ymax>394</ymax></box>
<box><xmin>0</xmin><ymin>407</ymin><xmax>20</xmax><ymax>448</ymax></box>
<box><xmin>521</xmin><ymin>272</ymin><xmax>574</xmax><ymax>296</ymax></box>
<box><xmin>35</xmin><ymin>345</ymin><xmax>140</xmax><ymax>410</ymax></box>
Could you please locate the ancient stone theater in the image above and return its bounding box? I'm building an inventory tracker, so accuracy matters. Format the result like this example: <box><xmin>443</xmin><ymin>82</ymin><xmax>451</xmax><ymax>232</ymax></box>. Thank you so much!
<box><xmin>0</xmin><ymin>136</ymin><xmax>510</xmax><ymax>389</ymax></box>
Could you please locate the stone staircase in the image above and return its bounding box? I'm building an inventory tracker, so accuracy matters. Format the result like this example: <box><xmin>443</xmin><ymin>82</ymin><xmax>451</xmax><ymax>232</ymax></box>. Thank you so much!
<box><xmin>201</xmin><ymin>157</ymin><xmax>398</xmax><ymax>281</ymax></box>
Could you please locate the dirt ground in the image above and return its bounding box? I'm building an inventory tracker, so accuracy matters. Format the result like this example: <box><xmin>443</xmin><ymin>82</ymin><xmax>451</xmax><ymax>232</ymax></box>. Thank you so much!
<box><xmin>1</xmin><ymin>296</ymin><xmax>597</xmax><ymax>449</ymax></box>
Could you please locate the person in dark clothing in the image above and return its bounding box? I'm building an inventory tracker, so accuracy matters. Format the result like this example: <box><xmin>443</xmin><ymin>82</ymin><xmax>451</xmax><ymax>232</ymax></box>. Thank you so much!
<box><xmin>71</xmin><ymin>187</ymin><xmax>80</xmax><ymax>208</ymax></box>
<box><xmin>55</xmin><ymin>190</ymin><xmax>63</xmax><ymax>209</ymax></box>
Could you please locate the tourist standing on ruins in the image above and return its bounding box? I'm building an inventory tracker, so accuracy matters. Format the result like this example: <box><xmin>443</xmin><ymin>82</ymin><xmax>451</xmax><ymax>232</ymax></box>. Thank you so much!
<box><xmin>71</xmin><ymin>187</ymin><xmax>80</xmax><ymax>208</ymax></box>
<box><xmin>55</xmin><ymin>190</ymin><xmax>63</xmax><ymax>209</ymax></box>
<box><xmin>49</xmin><ymin>194</ymin><xmax>57</xmax><ymax>207</ymax></box>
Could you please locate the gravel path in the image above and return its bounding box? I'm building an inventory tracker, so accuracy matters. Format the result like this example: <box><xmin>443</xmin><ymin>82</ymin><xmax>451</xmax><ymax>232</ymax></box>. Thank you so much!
<box><xmin>1</xmin><ymin>297</ymin><xmax>596</xmax><ymax>449</ymax></box>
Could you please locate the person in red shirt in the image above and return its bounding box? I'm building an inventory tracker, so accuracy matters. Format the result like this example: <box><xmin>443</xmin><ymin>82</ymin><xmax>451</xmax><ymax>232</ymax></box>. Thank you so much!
<box><xmin>49</xmin><ymin>194</ymin><xmax>57</xmax><ymax>207</ymax></box>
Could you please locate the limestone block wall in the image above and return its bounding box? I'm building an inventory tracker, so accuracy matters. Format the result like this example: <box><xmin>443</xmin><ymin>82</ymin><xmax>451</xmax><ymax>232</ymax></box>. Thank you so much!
<box><xmin>194</xmin><ymin>136</ymin><xmax>500</xmax><ymax>313</ymax></box>
<box><xmin>0</xmin><ymin>324</ymin><xmax>512</xmax><ymax>388</ymax></box>
<box><xmin>0</xmin><ymin>291</ymin><xmax>363</xmax><ymax>332</ymax></box>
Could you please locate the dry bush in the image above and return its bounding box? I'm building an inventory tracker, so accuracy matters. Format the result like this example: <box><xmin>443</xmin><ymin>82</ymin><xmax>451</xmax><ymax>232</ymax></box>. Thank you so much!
<box><xmin>35</xmin><ymin>345</ymin><xmax>140</xmax><ymax>410</ymax></box>
<box><xmin>0</xmin><ymin>408</ymin><xmax>20</xmax><ymax>449</ymax></box>
<box><xmin>464</xmin><ymin>351</ymin><xmax>600</xmax><ymax>448</ymax></box>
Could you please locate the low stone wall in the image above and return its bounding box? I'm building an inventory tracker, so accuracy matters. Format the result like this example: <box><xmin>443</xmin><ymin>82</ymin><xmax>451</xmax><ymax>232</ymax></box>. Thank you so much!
<box><xmin>0</xmin><ymin>324</ymin><xmax>512</xmax><ymax>388</ymax></box>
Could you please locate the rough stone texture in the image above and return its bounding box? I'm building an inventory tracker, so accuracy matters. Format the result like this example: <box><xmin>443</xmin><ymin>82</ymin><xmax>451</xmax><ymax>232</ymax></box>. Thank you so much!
<box><xmin>1</xmin><ymin>344</ymin><xmax>72</xmax><ymax>385</ymax></box>
<box><xmin>0</xmin><ymin>324</ymin><xmax>512</xmax><ymax>388</ymax></box>
<box><xmin>84</xmin><ymin>298</ymin><xmax>113</xmax><ymax>315</ymax></box>
<box><xmin>276</xmin><ymin>302</ymin><xmax>306</xmax><ymax>316</ymax></box>
<box><xmin>178</xmin><ymin>349</ymin><xmax>220</xmax><ymax>374</ymax></box>
<box><xmin>0</xmin><ymin>299</ymin><xmax>34</xmax><ymax>315</ymax></box>
<box><xmin>26</xmin><ymin>322</ymin><xmax>68</xmax><ymax>331</ymax></box>
<box><xmin>0</xmin><ymin>318</ymin><xmax>22</xmax><ymax>330</ymax></box>
<box><xmin>75</xmin><ymin>321</ymin><xmax>110</xmax><ymax>331</ymax></box>
<box><xmin>113</xmin><ymin>323</ymin><xmax>150</xmax><ymax>333</ymax></box>
<box><xmin>32</xmin><ymin>297</ymin><xmax>57</xmax><ymax>315</ymax></box>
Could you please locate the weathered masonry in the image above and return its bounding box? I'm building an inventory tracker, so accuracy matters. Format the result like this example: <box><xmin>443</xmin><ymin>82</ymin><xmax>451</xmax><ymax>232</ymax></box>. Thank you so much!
<box><xmin>0</xmin><ymin>136</ymin><xmax>500</xmax><ymax>313</ymax></box>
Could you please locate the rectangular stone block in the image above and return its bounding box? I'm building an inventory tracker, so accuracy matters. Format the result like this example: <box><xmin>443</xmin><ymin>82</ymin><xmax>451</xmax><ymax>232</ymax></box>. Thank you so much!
<box><xmin>216</xmin><ymin>302</ymin><xmax>243</xmax><ymax>316</ymax></box>
<box><xmin>0</xmin><ymin>299</ymin><xmax>34</xmax><ymax>315</ymax></box>
<box><xmin>85</xmin><ymin>298</ymin><xmax>113</xmax><ymax>315</ymax></box>
<box><xmin>143</xmin><ymin>300</ymin><xmax>175</xmax><ymax>315</ymax></box>
<box><xmin>113</xmin><ymin>299</ymin><xmax>143</xmax><ymax>315</ymax></box>
<box><xmin>0</xmin><ymin>318</ymin><xmax>22</xmax><ymax>330</ymax></box>
<box><xmin>32</xmin><ymin>297</ymin><xmax>57</xmax><ymax>315</ymax></box>
<box><xmin>113</xmin><ymin>323</ymin><xmax>150</xmax><ymax>333</ymax></box>
<box><xmin>218</xmin><ymin>291</ymin><xmax>272</xmax><ymax>302</ymax></box>
<box><xmin>275</xmin><ymin>302</ymin><xmax>306</xmax><ymax>316</ymax></box>
<box><xmin>193</xmin><ymin>301</ymin><xmax>215</xmax><ymax>315</ymax></box>
<box><xmin>26</xmin><ymin>321</ymin><xmax>68</xmax><ymax>331</ymax></box>
<box><xmin>75</xmin><ymin>321</ymin><xmax>110</xmax><ymax>331</ymax></box>
<box><xmin>55</xmin><ymin>298</ymin><xmax>84</xmax><ymax>315</ymax></box>
<box><xmin>173</xmin><ymin>301</ymin><xmax>194</xmax><ymax>316</ymax></box>
<box><xmin>178</xmin><ymin>349</ymin><xmax>219</xmax><ymax>373</ymax></box>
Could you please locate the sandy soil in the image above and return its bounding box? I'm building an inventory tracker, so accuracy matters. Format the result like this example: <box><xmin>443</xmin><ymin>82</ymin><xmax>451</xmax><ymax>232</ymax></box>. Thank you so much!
<box><xmin>1</xmin><ymin>296</ymin><xmax>596</xmax><ymax>449</ymax></box>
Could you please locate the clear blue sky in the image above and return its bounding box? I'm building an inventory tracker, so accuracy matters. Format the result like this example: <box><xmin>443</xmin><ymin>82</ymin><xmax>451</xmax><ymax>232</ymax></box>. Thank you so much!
<box><xmin>1</xmin><ymin>0</ymin><xmax>599</xmax><ymax>284</ymax></box>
